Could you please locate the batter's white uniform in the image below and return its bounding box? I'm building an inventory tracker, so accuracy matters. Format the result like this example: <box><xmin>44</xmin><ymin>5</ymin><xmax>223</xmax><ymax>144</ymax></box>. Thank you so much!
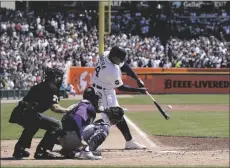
<box><xmin>92</xmin><ymin>51</ymin><xmax>123</xmax><ymax>124</ymax></box>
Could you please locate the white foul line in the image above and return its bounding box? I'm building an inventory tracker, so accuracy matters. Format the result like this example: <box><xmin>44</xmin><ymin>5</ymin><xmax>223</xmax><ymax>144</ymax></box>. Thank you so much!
<box><xmin>124</xmin><ymin>115</ymin><xmax>157</xmax><ymax>148</ymax></box>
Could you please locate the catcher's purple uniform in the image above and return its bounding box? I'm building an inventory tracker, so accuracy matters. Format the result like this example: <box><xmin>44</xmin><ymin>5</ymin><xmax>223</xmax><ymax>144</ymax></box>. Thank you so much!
<box><xmin>72</xmin><ymin>100</ymin><xmax>96</xmax><ymax>136</ymax></box>
<box><xmin>61</xmin><ymin>100</ymin><xmax>96</xmax><ymax>138</ymax></box>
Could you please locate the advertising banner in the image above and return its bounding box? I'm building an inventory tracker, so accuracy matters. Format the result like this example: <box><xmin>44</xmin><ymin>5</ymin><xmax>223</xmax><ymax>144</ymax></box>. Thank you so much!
<box><xmin>68</xmin><ymin>67</ymin><xmax>230</xmax><ymax>94</ymax></box>
<box><xmin>150</xmin><ymin>74</ymin><xmax>229</xmax><ymax>94</ymax></box>
<box><xmin>68</xmin><ymin>67</ymin><xmax>94</xmax><ymax>94</ymax></box>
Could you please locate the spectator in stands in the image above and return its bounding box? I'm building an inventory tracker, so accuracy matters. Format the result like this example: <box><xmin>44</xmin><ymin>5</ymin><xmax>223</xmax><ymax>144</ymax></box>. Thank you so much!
<box><xmin>0</xmin><ymin>7</ymin><xmax>229</xmax><ymax>91</ymax></box>
<box><xmin>66</xmin><ymin>83</ymin><xmax>76</xmax><ymax>97</ymax></box>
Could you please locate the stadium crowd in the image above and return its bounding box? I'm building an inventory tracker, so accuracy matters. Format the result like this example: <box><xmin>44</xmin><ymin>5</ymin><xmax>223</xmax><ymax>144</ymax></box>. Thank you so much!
<box><xmin>0</xmin><ymin>7</ymin><xmax>230</xmax><ymax>90</ymax></box>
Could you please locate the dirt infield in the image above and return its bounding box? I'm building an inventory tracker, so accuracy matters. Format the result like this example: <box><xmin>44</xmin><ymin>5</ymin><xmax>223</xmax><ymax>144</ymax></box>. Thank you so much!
<box><xmin>1</xmin><ymin>104</ymin><xmax>229</xmax><ymax>167</ymax></box>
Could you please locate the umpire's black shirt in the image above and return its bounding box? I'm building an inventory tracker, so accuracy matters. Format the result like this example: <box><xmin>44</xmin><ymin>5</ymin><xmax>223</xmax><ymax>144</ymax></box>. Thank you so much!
<box><xmin>23</xmin><ymin>81</ymin><xmax>59</xmax><ymax>113</ymax></box>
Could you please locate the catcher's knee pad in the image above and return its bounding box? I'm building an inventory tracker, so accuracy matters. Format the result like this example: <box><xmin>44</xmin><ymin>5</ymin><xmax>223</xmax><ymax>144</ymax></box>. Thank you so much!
<box><xmin>83</xmin><ymin>123</ymin><xmax>110</xmax><ymax>151</ymax></box>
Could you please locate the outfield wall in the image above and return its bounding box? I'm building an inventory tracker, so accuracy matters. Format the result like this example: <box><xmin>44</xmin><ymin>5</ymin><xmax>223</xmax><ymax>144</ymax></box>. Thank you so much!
<box><xmin>68</xmin><ymin>67</ymin><xmax>230</xmax><ymax>94</ymax></box>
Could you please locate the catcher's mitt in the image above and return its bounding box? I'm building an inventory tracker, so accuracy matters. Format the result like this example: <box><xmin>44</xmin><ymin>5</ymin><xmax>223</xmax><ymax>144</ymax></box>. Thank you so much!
<box><xmin>103</xmin><ymin>107</ymin><xmax>124</xmax><ymax>125</ymax></box>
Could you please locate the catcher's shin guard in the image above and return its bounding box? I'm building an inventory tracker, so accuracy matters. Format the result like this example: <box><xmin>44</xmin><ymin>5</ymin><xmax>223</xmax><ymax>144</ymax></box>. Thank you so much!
<box><xmin>88</xmin><ymin>132</ymin><xmax>106</xmax><ymax>151</ymax></box>
<box><xmin>83</xmin><ymin>122</ymin><xmax>110</xmax><ymax>151</ymax></box>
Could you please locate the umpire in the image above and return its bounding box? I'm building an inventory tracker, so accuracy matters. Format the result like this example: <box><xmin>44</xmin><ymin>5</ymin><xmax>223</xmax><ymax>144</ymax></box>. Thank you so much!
<box><xmin>9</xmin><ymin>67</ymin><xmax>70</xmax><ymax>159</ymax></box>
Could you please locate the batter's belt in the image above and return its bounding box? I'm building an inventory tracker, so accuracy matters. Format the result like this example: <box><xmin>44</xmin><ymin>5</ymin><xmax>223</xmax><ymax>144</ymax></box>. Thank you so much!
<box><xmin>93</xmin><ymin>83</ymin><xmax>106</xmax><ymax>90</ymax></box>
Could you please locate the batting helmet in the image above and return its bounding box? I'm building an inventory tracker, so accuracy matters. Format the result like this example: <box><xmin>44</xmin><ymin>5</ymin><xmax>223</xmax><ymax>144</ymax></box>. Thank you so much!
<box><xmin>109</xmin><ymin>46</ymin><xmax>127</xmax><ymax>65</ymax></box>
<box><xmin>104</xmin><ymin>107</ymin><xmax>124</xmax><ymax>125</ymax></box>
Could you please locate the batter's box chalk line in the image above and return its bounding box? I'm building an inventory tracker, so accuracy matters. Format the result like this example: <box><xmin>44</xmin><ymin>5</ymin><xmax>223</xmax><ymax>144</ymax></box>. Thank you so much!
<box><xmin>124</xmin><ymin>115</ymin><xmax>157</xmax><ymax>148</ymax></box>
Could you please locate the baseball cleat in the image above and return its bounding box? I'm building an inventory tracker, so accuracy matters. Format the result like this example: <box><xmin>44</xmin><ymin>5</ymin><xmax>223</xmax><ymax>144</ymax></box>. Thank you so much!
<box><xmin>125</xmin><ymin>139</ymin><xmax>146</xmax><ymax>150</ymax></box>
<box><xmin>60</xmin><ymin>149</ymin><xmax>77</xmax><ymax>159</ymax></box>
<box><xmin>34</xmin><ymin>151</ymin><xmax>57</xmax><ymax>160</ymax></box>
<box><xmin>92</xmin><ymin>150</ymin><xmax>101</xmax><ymax>156</ymax></box>
<box><xmin>13</xmin><ymin>149</ymin><xmax>30</xmax><ymax>159</ymax></box>
<box><xmin>79</xmin><ymin>150</ymin><xmax>102</xmax><ymax>160</ymax></box>
<box><xmin>79</xmin><ymin>146</ymin><xmax>102</xmax><ymax>160</ymax></box>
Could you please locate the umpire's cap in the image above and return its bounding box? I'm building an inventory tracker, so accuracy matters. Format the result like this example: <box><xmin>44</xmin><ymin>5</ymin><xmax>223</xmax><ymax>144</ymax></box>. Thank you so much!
<box><xmin>109</xmin><ymin>46</ymin><xmax>127</xmax><ymax>62</ymax></box>
<box><xmin>44</xmin><ymin>67</ymin><xmax>64</xmax><ymax>82</ymax></box>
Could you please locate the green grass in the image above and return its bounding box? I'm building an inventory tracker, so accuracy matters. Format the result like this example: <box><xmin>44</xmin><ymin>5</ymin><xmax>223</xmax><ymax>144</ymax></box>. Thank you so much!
<box><xmin>59</xmin><ymin>94</ymin><xmax>229</xmax><ymax>104</ymax></box>
<box><xmin>1</xmin><ymin>166</ymin><xmax>229</xmax><ymax>168</ymax></box>
<box><xmin>1</xmin><ymin>94</ymin><xmax>229</xmax><ymax>139</ymax></box>
<box><xmin>1</xmin><ymin>100</ymin><xmax>72</xmax><ymax>139</ymax></box>
<box><xmin>126</xmin><ymin>111</ymin><xmax>229</xmax><ymax>137</ymax></box>
<box><xmin>118</xmin><ymin>94</ymin><xmax>230</xmax><ymax>105</ymax></box>
<box><xmin>1</xmin><ymin>104</ymin><xmax>65</xmax><ymax>139</ymax></box>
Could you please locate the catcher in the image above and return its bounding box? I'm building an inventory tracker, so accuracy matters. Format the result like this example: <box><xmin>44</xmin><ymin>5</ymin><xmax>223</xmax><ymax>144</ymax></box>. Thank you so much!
<box><xmin>57</xmin><ymin>87</ymin><xmax>124</xmax><ymax>160</ymax></box>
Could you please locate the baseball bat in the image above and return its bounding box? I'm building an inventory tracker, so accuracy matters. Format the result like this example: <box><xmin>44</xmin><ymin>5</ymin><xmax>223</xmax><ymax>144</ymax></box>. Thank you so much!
<box><xmin>146</xmin><ymin>91</ymin><xmax>170</xmax><ymax>120</ymax></box>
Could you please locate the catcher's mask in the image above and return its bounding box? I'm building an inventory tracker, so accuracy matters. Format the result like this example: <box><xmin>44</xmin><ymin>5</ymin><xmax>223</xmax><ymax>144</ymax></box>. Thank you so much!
<box><xmin>83</xmin><ymin>87</ymin><xmax>100</xmax><ymax>108</ymax></box>
<box><xmin>108</xmin><ymin>46</ymin><xmax>126</xmax><ymax>66</ymax></box>
<box><xmin>43</xmin><ymin>67</ymin><xmax>64</xmax><ymax>88</ymax></box>
<box><xmin>105</xmin><ymin>107</ymin><xmax>124</xmax><ymax>125</ymax></box>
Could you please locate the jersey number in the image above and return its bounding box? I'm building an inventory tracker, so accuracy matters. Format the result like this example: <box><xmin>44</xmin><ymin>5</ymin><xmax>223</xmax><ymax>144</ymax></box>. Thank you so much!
<box><xmin>95</xmin><ymin>66</ymin><xmax>101</xmax><ymax>77</ymax></box>
<box><xmin>53</xmin><ymin>95</ymin><xmax>58</xmax><ymax>102</ymax></box>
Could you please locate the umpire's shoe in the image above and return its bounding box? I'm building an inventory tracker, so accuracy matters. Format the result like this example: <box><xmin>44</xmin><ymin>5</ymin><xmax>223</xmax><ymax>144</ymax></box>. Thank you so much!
<box><xmin>34</xmin><ymin>151</ymin><xmax>57</xmax><ymax>160</ymax></box>
<box><xmin>13</xmin><ymin>148</ymin><xmax>30</xmax><ymax>159</ymax></box>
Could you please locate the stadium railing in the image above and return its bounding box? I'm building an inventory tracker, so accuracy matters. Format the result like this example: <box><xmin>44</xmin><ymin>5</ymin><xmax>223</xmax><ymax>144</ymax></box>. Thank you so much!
<box><xmin>0</xmin><ymin>89</ymin><xmax>67</xmax><ymax>99</ymax></box>
<box><xmin>0</xmin><ymin>89</ymin><xmax>29</xmax><ymax>99</ymax></box>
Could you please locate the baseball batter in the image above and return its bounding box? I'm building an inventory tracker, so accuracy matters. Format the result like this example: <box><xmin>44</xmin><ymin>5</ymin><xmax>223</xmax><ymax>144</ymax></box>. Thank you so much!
<box><xmin>92</xmin><ymin>46</ymin><xmax>147</xmax><ymax>149</ymax></box>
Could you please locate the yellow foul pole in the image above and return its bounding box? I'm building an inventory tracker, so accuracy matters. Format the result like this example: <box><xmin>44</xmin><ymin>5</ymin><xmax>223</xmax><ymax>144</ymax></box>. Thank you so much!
<box><xmin>108</xmin><ymin>0</ymin><xmax>111</xmax><ymax>34</ymax></box>
<box><xmin>99</xmin><ymin>1</ymin><xmax>105</xmax><ymax>55</ymax></box>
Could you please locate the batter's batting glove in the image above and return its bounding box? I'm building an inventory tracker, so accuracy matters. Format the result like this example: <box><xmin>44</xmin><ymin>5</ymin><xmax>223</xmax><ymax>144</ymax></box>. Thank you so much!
<box><xmin>137</xmin><ymin>87</ymin><xmax>147</xmax><ymax>94</ymax></box>
<box><xmin>137</xmin><ymin>78</ymin><xmax>145</xmax><ymax>88</ymax></box>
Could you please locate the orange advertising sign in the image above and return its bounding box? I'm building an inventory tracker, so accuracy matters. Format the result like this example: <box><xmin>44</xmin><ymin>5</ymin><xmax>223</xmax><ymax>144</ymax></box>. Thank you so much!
<box><xmin>68</xmin><ymin>67</ymin><xmax>94</xmax><ymax>94</ymax></box>
<box><xmin>68</xmin><ymin>67</ymin><xmax>230</xmax><ymax>94</ymax></box>
<box><xmin>142</xmin><ymin>74</ymin><xmax>229</xmax><ymax>94</ymax></box>
<box><xmin>153</xmin><ymin>75</ymin><xmax>229</xmax><ymax>94</ymax></box>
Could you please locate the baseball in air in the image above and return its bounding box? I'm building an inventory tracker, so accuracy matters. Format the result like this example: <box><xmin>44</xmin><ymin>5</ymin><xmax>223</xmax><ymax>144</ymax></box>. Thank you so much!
<box><xmin>168</xmin><ymin>105</ymin><xmax>172</xmax><ymax>110</ymax></box>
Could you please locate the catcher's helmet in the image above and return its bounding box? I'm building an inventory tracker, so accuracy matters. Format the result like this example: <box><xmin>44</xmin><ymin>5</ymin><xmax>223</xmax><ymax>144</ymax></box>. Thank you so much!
<box><xmin>83</xmin><ymin>87</ymin><xmax>100</xmax><ymax>108</ymax></box>
<box><xmin>109</xmin><ymin>46</ymin><xmax>127</xmax><ymax>65</ymax></box>
<box><xmin>105</xmin><ymin>107</ymin><xmax>124</xmax><ymax>125</ymax></box>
